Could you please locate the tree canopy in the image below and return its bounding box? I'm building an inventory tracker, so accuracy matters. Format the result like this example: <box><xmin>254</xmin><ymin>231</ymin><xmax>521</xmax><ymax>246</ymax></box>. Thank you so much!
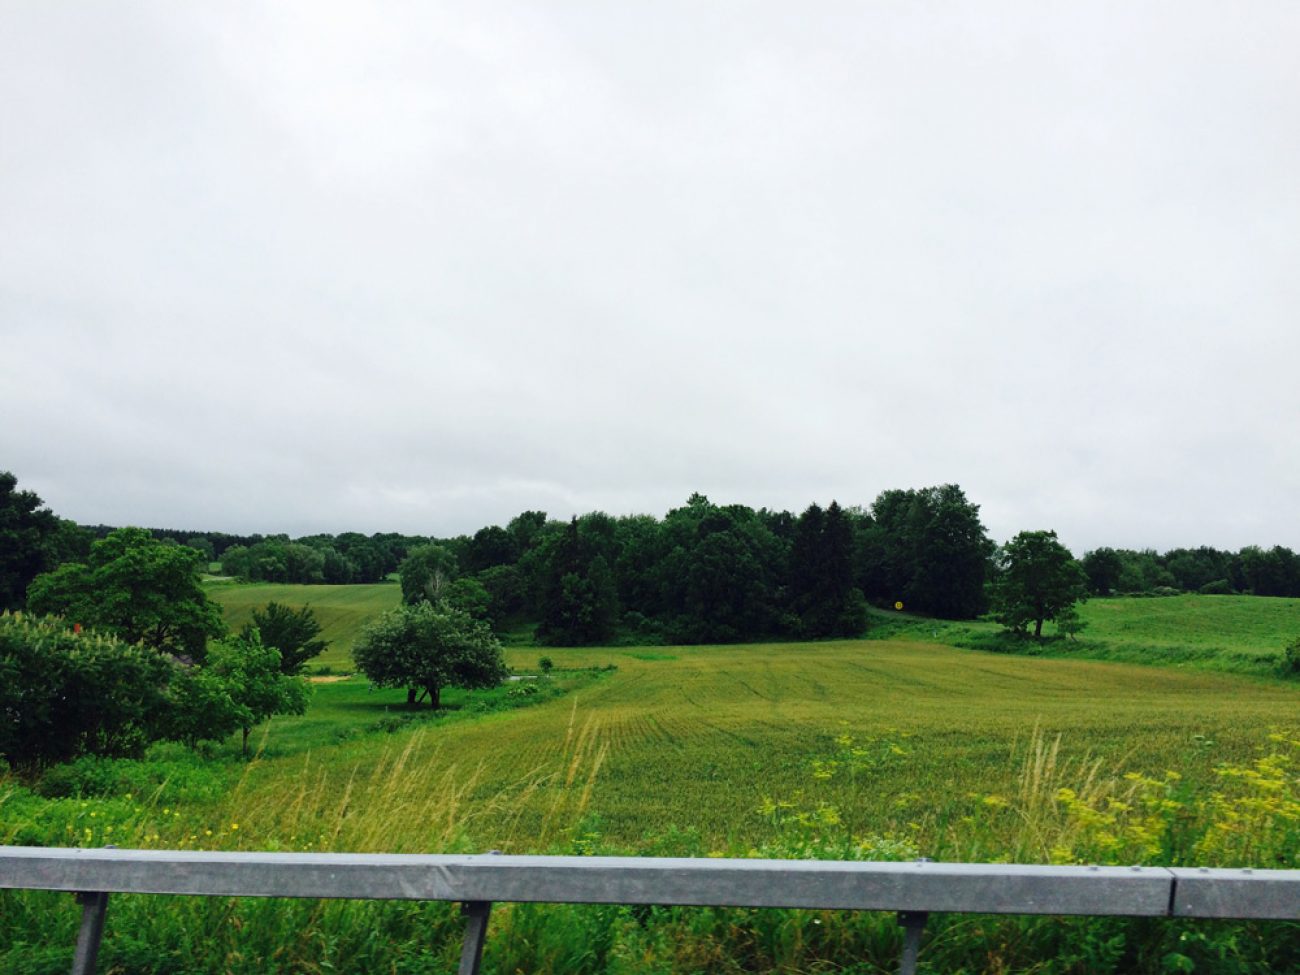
<box><xmin>0</xmin><ymin>471</ymin><xmax>61</xmax><ymax>612</ymax></box>
<box><xmin>27</xmin><ymin>527</ymin><xmax>225</xmax><ymax>660</ymax></box>
<box><xmin>993</xmin><ymin>530</ymin><xmax>1089</xmax><ymax>639</ymax></box>
<box><xmin>209</xmin><ymin>631</ymin><xmax>309</xmax><ymax>753</ymax></box>
<box><xmin>399</xmin><ymin>544</ymin><xmax>458</xmax><ymax>605</ymax></box>
<box><xmin>352</xmin><ymin>601</ymin><xmax>507</xmax><ymax>708</ymax></box>
<box><xmin>242</xmin><ymin>602</ymin><xmax>329</xmax><ymax>675</ymax></box>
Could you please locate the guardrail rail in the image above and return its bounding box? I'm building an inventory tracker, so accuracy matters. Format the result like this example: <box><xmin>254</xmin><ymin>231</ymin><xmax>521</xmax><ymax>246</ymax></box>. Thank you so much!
<box><xmin>2</xmin><ymin>846</ymin><xmax>1297</xmax><ymax>974</ymax></box>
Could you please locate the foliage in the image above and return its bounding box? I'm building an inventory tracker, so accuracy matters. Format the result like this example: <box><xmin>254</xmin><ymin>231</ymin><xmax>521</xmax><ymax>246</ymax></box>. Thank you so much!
<box><xmin>789</xmin><ymin>501</ymin><xmax>867</xmax><ymax>637</ymax></box>
<box><xmin>0</xmin><ymin>614</ymin><xmax>175</xmax><ymax>770</ymax></box>
<box><xmin>443</xmin><ymin>576</ymin><xmax>492</xmax><ymax>622</ymax></box>
<box><xmin>993</xmin><ymin>530</ymin><xmax>1089</xmax><ymax>638</ymax></box>
<box><xmin>398</xmin><ymin>544</ymin><xmax>458</xmax><ymax>605</ymax></box>
<box><xmin>243</xmin><ymin>602</ymin><xmax>328</xmax><ymax>675</ymax></box>
<box><xmin>1278</xmin><ymin>638</ymin><xmax>1300</xmax><ymax>678</ymax></box>
<box><xmin>860</xmin><ymin>484</ymin><xmax>993</xmax><ymax>619</ymax></box>
<box><xmin>1081</xmin><ymin>547</ymin><xmax>1124</xmax><ymax>596</ymax></box>
<box><xmin>652</xmin><ymin>497</ymin><xmax>785</xmax><ymax>644</ymax></box>
<box><xmin>536</xmin><ymin>519</ymin><xmax>622</xmax><ymax>645</ymax></box>
<box><xmin>477</xmin><ymin>564</ymin><xmax>526</xmax><ymax>623</ymax></box>
<box><xmin>208</xmin><ymin>582</ymin><xmax>400</xmax><ymax>671</ymax></box>
<box><xmin>208</xmin><ymin>632</ymin><xmax>309</xmax><ymax>754</ymax></box>
<box><xmin>352</xmin><ymin>601</ymin><xmax>507</xmax><ymax>708</ymax></box>
<box><xmin>27</xmin><ymin>527</ymin><xmax>225</xmax><ymax>660</ymax></box>
<box><xmin>0</xmin><ymin>471</ymin><xmax>62</xmax><ymax>612</ymax></box>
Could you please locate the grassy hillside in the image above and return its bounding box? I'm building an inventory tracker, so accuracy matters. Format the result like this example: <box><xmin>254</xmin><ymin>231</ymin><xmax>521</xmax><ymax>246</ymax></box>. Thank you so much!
<box><xmin>207</xmin><ymin>582</ymin><xmax>401</xmax><ymax>669</ymax></box>
<box><xmin>7</xmin><ymin>638</ymin><xmax>1300</xmax><ymax>972</ymax></box>
<box><xmin>868</xmin><ymin>593</ymin><xmax>1300</xmax><ymax>674</ymax></box>
<box><xmin>1077</xmin><ymin>593</ymin><xmax>1300</xmax><ymax>656</ymax></box>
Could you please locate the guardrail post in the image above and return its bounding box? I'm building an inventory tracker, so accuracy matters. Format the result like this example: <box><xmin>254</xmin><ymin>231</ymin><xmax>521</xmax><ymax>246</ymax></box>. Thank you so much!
<box><xmin>70</xmin><ymin>891</ymin><xmax>109</xmax><ymax>975</ymax></box>
<box><xmin>458</xmin><ymin>901</ymin><xmax>492</xmax><ymax>975</ymax></box>
<box><xmin>896</xmin><ymin>910</ymin><xmax>927</xmax><ymax>975</ymax></box>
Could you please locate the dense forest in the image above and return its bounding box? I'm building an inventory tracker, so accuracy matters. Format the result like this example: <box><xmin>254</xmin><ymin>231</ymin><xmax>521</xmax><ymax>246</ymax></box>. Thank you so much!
<box><xmin>6</xmin><ymin>471</ymin><xmax>1300</xmax><ymax>647</ymax></box>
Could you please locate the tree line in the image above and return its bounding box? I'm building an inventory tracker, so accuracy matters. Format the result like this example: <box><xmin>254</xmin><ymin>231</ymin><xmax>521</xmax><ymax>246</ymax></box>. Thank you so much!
<box><xmin>7</xmin><ymin>470</ymin><xmax>1300</xmax><ymax>651</ymax></box>
<box><xmin>398</xmin><ymin>486</ymin><xmax>996</xmax><ymax>645</ymax></box>
<box><xmin>1080</xmin><ymin>545</ymin><xmax>1300</xmax><ymax>598</ymax></box>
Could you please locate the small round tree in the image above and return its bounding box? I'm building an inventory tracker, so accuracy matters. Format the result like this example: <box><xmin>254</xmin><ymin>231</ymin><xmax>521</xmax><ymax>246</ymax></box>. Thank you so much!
<box><xmin>352</xmin><ymin>601</ymin><xmax>507</xmax><ymax>708</ymax></box>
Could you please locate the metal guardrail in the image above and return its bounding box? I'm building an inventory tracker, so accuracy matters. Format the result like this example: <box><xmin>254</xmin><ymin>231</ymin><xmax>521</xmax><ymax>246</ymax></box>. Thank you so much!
<box><xmin>1</xmin><ymin>846</ymin><xmax>1297</xmax><ymax>975</ymax></box>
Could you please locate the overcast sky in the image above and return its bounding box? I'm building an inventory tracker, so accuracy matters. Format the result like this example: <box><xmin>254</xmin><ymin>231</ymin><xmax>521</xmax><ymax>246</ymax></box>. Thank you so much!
<box><xmin>3</xmin><ymin>2</ymin><xmax>1298</xmax><ymax>553</ymax></box>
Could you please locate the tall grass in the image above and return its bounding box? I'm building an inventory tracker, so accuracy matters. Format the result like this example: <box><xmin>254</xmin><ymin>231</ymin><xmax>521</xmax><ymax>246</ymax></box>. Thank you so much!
<box><xmin>5</xmin><ymin>726</ymin><xmax>1300</xmax><ymax>972</ymax></box>
<box><xmin>5</xmin><ymin>634</ymin><xmax>1300</xmax><ymax>972</ymax></box>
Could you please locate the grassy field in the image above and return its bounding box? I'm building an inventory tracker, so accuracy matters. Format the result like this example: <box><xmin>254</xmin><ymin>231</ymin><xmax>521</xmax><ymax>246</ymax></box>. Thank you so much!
<box><xmin>868</xmin><ymin>593</ymin><xmax>1300</xmax><ymax>675</ymax></box>
<box><xmin>9</xmin><ymin>592</ymin><xmax>1300</xmax><ymax>971</ymax></box>
<box><xmin>21</xmin><ymin>638</ymin><xmax>1285</xmax><ymax>860</ymax></box>
<box><xmin>1077</xmin><ymin>593</ymin><xmax>1300</xmax><ymax>656</ymax></box>
<box><xmin>6</xmin><ymin>635</ymin><xmax>1300</xmax><ymax>972</ymax></box>
<box><xmin>206</xmin><ymin>581</ymin><xmax>401</xmax><ymax>669</ymax></box>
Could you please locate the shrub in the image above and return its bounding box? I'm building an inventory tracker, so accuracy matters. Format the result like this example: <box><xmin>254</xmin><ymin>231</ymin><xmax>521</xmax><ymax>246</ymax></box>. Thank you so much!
<box><xmin>1277</xmin><ymin>639</ymin><xmax>1300</xmax><ymax>678</ymax></box>
<box><xmin>33</xmin><ymin>752</ymin><xmax>225</xmax><ymax>803</ymax></box>
<box><xmin>1198</xmin><ymin>579</ymin><xmax>1234</xmax><ymax>595</ymax></box>
<box><xmin>1</xmin><ymin>614</ymin><xmax>175</xmax><ymax>771</ymax></box>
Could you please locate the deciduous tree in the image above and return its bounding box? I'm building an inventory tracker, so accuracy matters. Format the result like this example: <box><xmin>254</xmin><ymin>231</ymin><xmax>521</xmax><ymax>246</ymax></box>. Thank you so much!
<box><xmin>352</xmin><ymin>601</ymin><xmax>507</xmax><ymax>708</ymax></box>
<box><xmin>208</xmin><ymin>631</ymin><xmax>309</xmax><ymax>754</ymax></box>
<box><xmin>993</xmin><ymin>530</ymin><xmax>1089</xmax><ymax>639</ymax></box>
<box><xmin>27</xmin><ymin>527</ymin><xmax>225</xmax><ymax>660</ymax></box>
<box><xmin>399</xmin><ymin>544</ymin><xmax>458</xmax><ymax>605</ymax></box>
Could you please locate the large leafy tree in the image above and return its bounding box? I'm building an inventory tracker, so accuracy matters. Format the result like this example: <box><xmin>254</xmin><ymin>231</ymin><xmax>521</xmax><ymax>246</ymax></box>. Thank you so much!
<box><xmin>352</xmin><ymin>601</ymin><xmax>507</xmax><ymax>708</ymax></box>
<box><xmin>0</xmin><ymin>471</ymin><xmax>61</xmax><ymax>611</ymax></box>
<box><xmin>1080</xmin><ymin>547</ymin><xmax>1124</xmax><ymax>596</ymax></box>
<box><xmin>863</xmin><ymin>484</ymin><xmax>992</xmax><ymax>619</ymax></box>
<box><xmin>26</xmin><ymin>527</ymin><xmax>226</xmax><ymax>659</ymax></box>
<box><xmin>993</xmin><ymin>530</ymin><xmax>1089</xmax><ymax>639</ymax></box>
<box><xmin>653</xmin><ymin>497</ymin><xmax>785</xmax><ymax>644</ymax></box>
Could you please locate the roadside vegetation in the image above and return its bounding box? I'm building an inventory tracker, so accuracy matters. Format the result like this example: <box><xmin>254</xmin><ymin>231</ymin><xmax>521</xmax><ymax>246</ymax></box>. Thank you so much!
<box><xmin>5</xmin><ymin>470</ymin><xmax>1300</xmax><ymax>971</ymax></box>
<box><xmin>4</xmin><ymin>641</ymin><xmax>1300</xmax><ymax>971</ymax></box>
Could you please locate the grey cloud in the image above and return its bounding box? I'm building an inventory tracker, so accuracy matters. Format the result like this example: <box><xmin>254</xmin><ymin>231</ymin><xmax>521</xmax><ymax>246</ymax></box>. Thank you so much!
<box><xmin>3</xmin><ymin>1</ymin><xmax>1298</xmax><ymax>551</ymax></box>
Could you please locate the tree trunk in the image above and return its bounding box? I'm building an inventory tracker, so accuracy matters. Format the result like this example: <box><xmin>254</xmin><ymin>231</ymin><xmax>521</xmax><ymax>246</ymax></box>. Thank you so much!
<box><xmin>1034</xmin><ymin>617</ymin><xmax>1043</xmax><ymax>639</ymax></box>
<box><xmin>241</xmin><ymin>726</ymin><xmax>250</xmax><ymax>756</ymax></box>
<box><xmin>427</xmin><ymin>684</ymin><xmax>441</xmax><ymax>710</ymax></box>
<box><xmin>406</xmin><ymin>687</ymin><xmax>418</xmax><ymax>706</ymax></box>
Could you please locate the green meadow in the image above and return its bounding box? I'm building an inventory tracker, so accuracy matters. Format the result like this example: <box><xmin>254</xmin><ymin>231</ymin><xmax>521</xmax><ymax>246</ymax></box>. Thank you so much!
<box><xmin>869</xmin><ymin>593</ymin><xmax>1300</xmax><ymax>676</ymax></box>
<box><xmin>207</xmin><ymin>581</ymin><xmax>401</xmax><ymax>669</ymax></box>
<box><xmin>6</xmin><ymin>593</ymin><xmax>1300</xmax><ymax>971</ymax></box>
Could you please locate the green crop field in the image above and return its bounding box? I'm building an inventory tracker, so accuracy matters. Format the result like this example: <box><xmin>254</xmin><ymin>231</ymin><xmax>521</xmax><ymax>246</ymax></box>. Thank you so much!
<box><xmin>210</xmin><ymin>640</ymin><xmax>1298</xmax><ymax>858</ymax></box>
<box><xmin>207</xmin><ymin>581</ymin><xmax>401</xmax><ymax>668</ymax></box>
<box><xmin>8</xmin><ymin>596</ymin><xmax>1300</xmax><ymax>971</ymax></box>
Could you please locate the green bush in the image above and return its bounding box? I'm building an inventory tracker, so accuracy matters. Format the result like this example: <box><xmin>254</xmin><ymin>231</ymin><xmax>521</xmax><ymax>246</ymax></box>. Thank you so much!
<box><xmin>33</xmin><ymin>752</ymin><xmax>225</xmax><ymax>803</ymax></box>
<box><xmin>1277</xmin><ymin>638</ymin><xmax>1300</xmax><ymax>678</ymax></box>
<box><xmin>1</xmin><ymin>614</ymin><xmax>175</xmax><ymax>771</ymax></box>
<box><xmin>1199</xmin><ymin>579</ymin><xmax>1234</xmax><ymax>595</ymax></box>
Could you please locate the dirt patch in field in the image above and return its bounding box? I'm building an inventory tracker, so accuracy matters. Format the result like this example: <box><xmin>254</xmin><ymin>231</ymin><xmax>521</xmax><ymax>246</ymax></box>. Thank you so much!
<box><xmin>308</xmin><ymin>675</ymin><xmax>351</xmax><ymax>684</ymax></box>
